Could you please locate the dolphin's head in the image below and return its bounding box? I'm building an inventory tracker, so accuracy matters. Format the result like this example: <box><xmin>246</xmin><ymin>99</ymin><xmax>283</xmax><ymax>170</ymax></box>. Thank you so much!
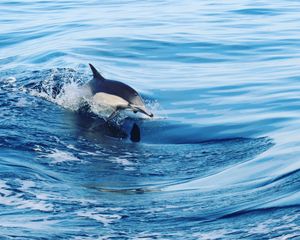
<box><xmin>89</xmin><ymin>64</ymin><xmax>153</xmax><ymax>118</ymax></box>
<box><xmin>124</xmin><ymin>87</ymin><xmax>153</xmax><ymax>118</ymax></box>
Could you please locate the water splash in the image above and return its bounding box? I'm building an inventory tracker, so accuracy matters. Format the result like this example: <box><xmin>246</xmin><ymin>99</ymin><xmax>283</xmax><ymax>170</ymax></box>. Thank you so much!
<box><xmin>26</xmin><ymin>68</ymin><xmax>158</xmax><ymax>122</ymax></box>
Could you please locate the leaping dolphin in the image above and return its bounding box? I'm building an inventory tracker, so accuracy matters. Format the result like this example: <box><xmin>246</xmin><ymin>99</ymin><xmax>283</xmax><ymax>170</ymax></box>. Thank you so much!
<box><xmin>88</xmin><ymin>64</ymin><xmax>153</xmax><ymax>119</ymax></box>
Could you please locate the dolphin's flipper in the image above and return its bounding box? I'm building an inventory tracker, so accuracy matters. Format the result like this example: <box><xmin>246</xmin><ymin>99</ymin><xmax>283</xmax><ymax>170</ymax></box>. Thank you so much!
<box><xmin>107</xmin><ymin>110</ymin><xmax>120</xmax><ymax>121</ymax></box>
<box><xmin>106</xmin><ymin>103</ymin><xmax>132</xmax><ymax>121</ymax></box>
<box><xmin>89</xmin><ymin>63</ymin><xmax>105</xmax><ymax>81</ymax></box>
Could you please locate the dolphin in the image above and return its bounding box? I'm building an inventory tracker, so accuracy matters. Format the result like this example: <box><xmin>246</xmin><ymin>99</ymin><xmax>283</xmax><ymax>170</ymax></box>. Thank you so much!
<box><xmin>87</xmin><ymin>64</ymin><xmax>153</xmax><ymax>119</ymax></box>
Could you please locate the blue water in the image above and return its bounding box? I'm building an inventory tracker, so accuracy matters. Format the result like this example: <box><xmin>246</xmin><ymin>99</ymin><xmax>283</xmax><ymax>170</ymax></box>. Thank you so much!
<box><xmin>1</xmin><ymin>0</ymin><xmax>300</xmax><ymax>239</ymax></box>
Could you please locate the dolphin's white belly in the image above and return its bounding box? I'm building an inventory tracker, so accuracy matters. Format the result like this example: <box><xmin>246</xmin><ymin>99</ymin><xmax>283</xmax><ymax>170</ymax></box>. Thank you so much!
<box><xmin>92</xmin><ymin>92</ymin><xmax>129</xmax><ymax>109</ymax></box>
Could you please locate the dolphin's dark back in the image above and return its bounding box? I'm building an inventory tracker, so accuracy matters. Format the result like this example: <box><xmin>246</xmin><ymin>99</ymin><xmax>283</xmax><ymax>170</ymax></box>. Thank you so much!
<box><xmin>89</xmin><ymin>78</ymin><xmax>144</xmax><ymax>106</ymax></box>
<box><xmin>88</xmin><ymin>62</ymin><xmax>145</xmax><ymax>107</ymax></box>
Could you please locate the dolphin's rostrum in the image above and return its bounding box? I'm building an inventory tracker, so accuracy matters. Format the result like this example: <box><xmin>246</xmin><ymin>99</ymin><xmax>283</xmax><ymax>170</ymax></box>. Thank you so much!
<box><xmin>88</xmin><ymin>63</ymin><xmax>153</xmax><ymax>119</ymax></box>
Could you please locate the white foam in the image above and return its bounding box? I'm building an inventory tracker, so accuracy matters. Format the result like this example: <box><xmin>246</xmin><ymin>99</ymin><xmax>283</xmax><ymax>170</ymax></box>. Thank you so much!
<box><xmin>0</xmin><ymin>180</ymin><xmax>11</xmax><ymax>196</ymax></box>
<box><xmin>0</xmin><ymin>217</ymin><xmax>59</xmax><ymax>230</ymax></box>
<box><xmin>56</xmin><ymin>82</ymin><xmax>90</xmax><ymax>111</ymax></box>
<box><xmin>29</xmin><ymin>74</ymin><xmax>89</xmax><ymax>112</ymax></box>
<box><xmin>15</xmin><ymin>97</ymin><xmax>29</xmax><ymax>107</ymax></box>
<box><xmin>33</xmin><ymin>145</ymin><xmax>45</xmax><ymax>152</ymax></box>
<box><xmin>18</xmin><ymin>179</ymin><xmax>36</xmax><ymax>191</ymax></box>
<box><xmin>35</xmin><ymin>193</ymin><xmax>50</xmax><ymax>200</ymax></box>
<box><xmin>248</xmin><ymin>212</ymin><xmax>300</xmax><ymax>237</ymax></box>
<box><xmin>145</xmin><ymin>99</ymin><xmax>162</xmax><ymax>118</ymax></box>
<box><xmin>111</xmin><ymin>157</ymin><xmax>134</xmax><ymax>166</ymax></box>
<box><xmin>16</xmin><ymin>199</ymin><xmax>54</xmax><ymax>212</ymax></box>
<box><xmin>273</xmin><ymin>233</ymin><xmax>300</xmax><ymax>240</ymax></box>
<box><xmin>193</xmin><ymin>229</ymin><xmax>231</xmax><ymax>239</ymax></box>
<box><xmin>5</xmin><ymin>76</ymin><xmax>16</xmax><ymax>84</ymax></box>
<box><xmin>66</xmin><ymin>144</ymin><xmax>79</xmax><ymax>151</ymax></box>
<box><xmin>77</xmin><ymin>208</ymin><xmax>122</xmax><ymax>226</ymax></box>
<box><xmin>248</xmin><ymin>223</ymin><xmax>270</xmax><ymax>234</ymax></box>
<box><xmin>46</xmin><ymin>149</ymin><xmax>81</xmax><ymax>164</ymax></box>
<box><xmin>0</xmin><ymin>179</ymin><xmax>54</xmax><ymax>212</ymax></box>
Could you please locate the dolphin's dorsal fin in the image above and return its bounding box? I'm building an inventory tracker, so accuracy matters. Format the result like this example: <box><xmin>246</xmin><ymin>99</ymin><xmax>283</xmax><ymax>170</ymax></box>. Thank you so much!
<box><xmin>89</xmin><ymin>63</ymin><xmax>105</xmax><ymax>81</ymax></box>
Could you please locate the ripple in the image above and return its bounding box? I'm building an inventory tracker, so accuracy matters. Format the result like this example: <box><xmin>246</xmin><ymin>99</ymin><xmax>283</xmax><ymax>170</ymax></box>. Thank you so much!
<box><xmin>1</xmin><ymin>0</ymin><xmax>300</xmax><ymax>238</ymax></box>
<box><xmin>232</xmin><ymin>8</ymin><xmax>280</xmax><ymax>16</ymax></box>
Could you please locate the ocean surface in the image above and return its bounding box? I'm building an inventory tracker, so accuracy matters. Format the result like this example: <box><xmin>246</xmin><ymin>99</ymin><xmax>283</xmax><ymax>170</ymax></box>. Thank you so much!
<box><xmin>1</xmin><ymin>0</ymin><xmax>300</xmax><ymax>239</ymax></box>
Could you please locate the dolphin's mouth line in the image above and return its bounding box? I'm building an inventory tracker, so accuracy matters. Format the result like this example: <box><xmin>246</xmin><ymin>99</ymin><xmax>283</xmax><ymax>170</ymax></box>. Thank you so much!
<box><xmin>129</xmin><ymin>104</ymin><xmax>154</xmax><ymax>118</ymax></box>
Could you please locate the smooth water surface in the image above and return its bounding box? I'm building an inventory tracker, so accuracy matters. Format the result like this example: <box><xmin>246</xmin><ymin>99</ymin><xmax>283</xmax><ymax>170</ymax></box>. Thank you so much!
<box><xmin>1</xmin><ymin>0</ymin><xmax>300</xmax><ymax>239</ymax></box>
